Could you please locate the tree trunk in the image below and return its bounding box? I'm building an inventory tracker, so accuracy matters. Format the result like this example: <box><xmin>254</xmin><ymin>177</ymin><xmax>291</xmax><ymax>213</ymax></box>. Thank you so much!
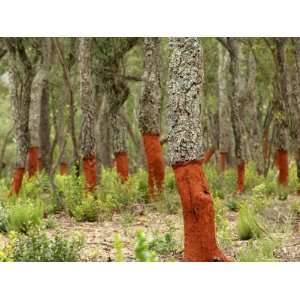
<box><xmin>79</xmin><ymin>38</ymin><xmax>97</xmax><ymax>192</ymax></box>
<box><xmin>167</xmin><ymin>38</ymin><xmax>229</xmax><ymax>262</ymax></box>
<box><xmin>247</xmin><ymin>52</ymin><xmax>264</xmax><ymax>175</ymax></box>
<box><xmin>28</xmin><ymin>67</ymin><xmax>45</xmax><ymax>177</ymax></box>
<box><xmin>111</xmin><ymin>106</ymin><xmax>129</xmax><ymax>182</ymax></box>
<box><xmin>56</xmin><ymin>86</ymin><xmax>69</xmax><ymax>175</ymax></box>
<box><xmin>217</xmin><ymin>43</ymin><xmax>231</xmax><ymax>173</ymax></box>
<box><xmin>39</xmin><ymin>38</ymin><xmax>52</xmax><ymax>175</ymax></box>
<box><xmin>227</xmin><ymin>38</ymin><xmax>246</xmax><ymax>193</ymax></box>
<box><xmin>292</xmin><ymin>38</ymin><xmax>300</xmax><ymax>193</ymax></box>
<box><xmin>5</xmin><ymin>38</ymin><xmax>34</xmax><ymax>195</ymax></box>
<box><xmin>138</xmin><ymin>38</ymin><xmax>165</xmax><ymax>196</ymax></box>
<box><xmin>272</xmin><ymin>38</ymin><xmax>289</xmax><ymax>186</ymax></box>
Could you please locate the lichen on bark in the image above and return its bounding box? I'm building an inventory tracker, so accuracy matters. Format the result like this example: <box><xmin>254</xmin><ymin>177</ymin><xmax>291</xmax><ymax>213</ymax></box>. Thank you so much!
<box><xmin>79</xmin><ymin>38</ymin><xmax>96</xmax><ymax>158</ymax></box>
<box><xmin>167</xmin><ymin>38</ymin><xmax>204</xmax><ymax>166</ymax></box>
<box><xmin>138</xmin><ymin>37</ymin><xmax>162</xmax><ymax>135</ymax></box>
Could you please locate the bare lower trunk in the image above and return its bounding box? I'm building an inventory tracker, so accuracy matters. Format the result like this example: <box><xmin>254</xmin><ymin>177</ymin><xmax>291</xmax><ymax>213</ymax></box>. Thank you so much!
<box><xmin>167</xmin><ymin>38</ymin><xmax>229</xmax><ymax>262</ymax></box>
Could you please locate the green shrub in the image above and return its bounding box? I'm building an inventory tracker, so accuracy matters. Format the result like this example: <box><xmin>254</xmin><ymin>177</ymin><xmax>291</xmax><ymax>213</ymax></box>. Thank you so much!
<box><xmin>114</xmin><ymin>234</ymin><xmax>124</xmax><ymax>262</ymax></box>
<box><xmin>238</xmin><ymin>238</ymin><xmax>280</xmax><ymax>262</ymax></box>
<box><xmin>135</xmin><ymin>230</ymin><xmax>157</xmax><ymax>262</ymax></box>
<box><xmin>0</xmin><ymin>202</ymin><xmax>8</xmax><ymax>232</ymax></box>
<box><xmin>148</xmin><ymin>223</ymin><xmax>179</xmax><ymax>255</ymax></box>
<box><xmin>7</xmin><ymin>199</ymin><xmax>44</xmax><ymax>234</ymax></box>
<box><xmin>165</xmin><ymin>168</ymin><xmax>176</xmax><ymax>191</ymax></box>
<box><xmin>72</xmin><ymin>195</ymin><xmax>100</xmax><ymax>222</ymax></box>
<box><xmin>237</xmin><ymin>204</ymin><xmax>263</xmax><ymax>240</ymax></box>
<box><xmin>10</xmin><ymin>230</ymin><xmax>84</xmax><ymax>262</ymax></box>
<box><xmin>153</xmin><ymin>192</ymin><xmax>180</xmax><ymax>214</ymax></box>
<box><xmin>226</xmin><ymin>198</ymin><xmax>240</xmax><ymax>212</ymax></box>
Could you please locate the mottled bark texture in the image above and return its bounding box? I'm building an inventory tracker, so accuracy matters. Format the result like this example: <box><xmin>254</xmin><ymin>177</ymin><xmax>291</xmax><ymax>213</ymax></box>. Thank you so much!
<box><xmin>79</xmin><ymin>38</ymin><xmax>97</xmax><ymax>192</ymax></box>
<box><xmin>217</xmin><ymin>43</ymin><xmax>231</xmax><ymax>172</ymax></box>
<box><xmin>5</xmin><ymin>38</ymin><xmax>34</xmax><ymax>195</ymax></box>
<box><xmin>224</xmin><ymin>38</ymin><xmax>246</xmax><ymax>193</ymax></box>
<box><xmin>57</xmin><ymin>86</ymin><xmax>69</xmax><ymax>175</ymax></box>
<box><xmin>39</xmin><ymin>38</ymin><xmax>52</xmax><ymax>174</ymax></box>
<box><xmin>292</xmin><ymin>38</ymin><xmax>300</xmax><ymax>193</ymax></box>
<box><xmin>272</xmin><ymin>38</ymin><xmax>289</xmax><ymax>186</ymax></box>
<box><xmin>139</xmin><ymin>38</ymin><xmax>165</xmax><ymax>195</ymax></box>
<box><xmin>167</xmin><ymin>38</ymin><xmax>229</xmax><ymax>262</ymax></box>
<box><xmin>247</xmin><ymin>52</ymin><xmax>264</xmax><ymax>175</ymax></box>
<box><xmin>167</xmin><ymin>38</ymin><xmax>204</xmax><ymax>166</ymax></box>
<box><xmin>105</xmin><ymin>70</ymin><xmax>130</xmax><ymax>181</ymax></box>
<box><xmin>28</xmin><ymin>66</ymin><xmax>45</xmax><ymax>177</ymax></box>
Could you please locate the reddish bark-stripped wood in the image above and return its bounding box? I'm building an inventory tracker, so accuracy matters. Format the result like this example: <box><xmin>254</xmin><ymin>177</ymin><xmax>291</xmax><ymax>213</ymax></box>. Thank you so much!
<box><xmin>202</xmin><ymin>148</ymin><xmax>215</xmax><ymax>164</ymax></box>
<box><xmin>236</xmin><ymin>161</ymin><xmax>245</xmax><ymax>194</ymax></box>
<box><xmin>27</xmin><ymin>146</ymin><xmax>40</xmax><ymax>178</ymax></box>
<box><xmin>173</xmin><ymin>161</ymin><xmax>230</xmax><ymax>262</ymax></box>
<box><xmin>11</xmin><ymin>167</ymin><xmax>25</xmax><ymax>195</ymax></box>
<box><xmin>219</xmin><ymin>152</ymin><xmax>227</xmax><ymax>174</ymax></box>
<box><xmin>277</xmin><ymin>149</ymin><xmax>288</xmax><ymax>186</ymax></box>
<box><xmin>115</xmin><ymin>152</ymin><xmax>129</xmax><ymax>182</ymax></box>
<box><xmin>82</xmin><ymin>155</ymin><xmax>97</xmax><ymax>192</ymax></box>
<box><xmin>142</xmin><ymin>133</ymin><xmax>165</xmax><ymax>196</ymax></box>
<box><xmin>60</xmin><ymin>163</ymin><xmax>68</xmax><ymax>176</ymax></box>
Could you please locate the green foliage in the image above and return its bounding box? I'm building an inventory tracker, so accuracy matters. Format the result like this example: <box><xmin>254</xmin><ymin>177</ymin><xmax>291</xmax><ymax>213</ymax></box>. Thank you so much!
<box><xmin>238</xmin><ymin>238</ymin><xmax>280</xmax><ymax>262</ymax></box>
<box><xmin>114</xmin><ymin>234</ymin><xmax>124</xmax><ymax>262</ymax></box>
<box><xmin>237</xmin><ymin>204</ymin><xmax>263</xmax><ymax>240</ymax></box>
<box><xmin>6</xmin><ymin>199</ymin><xmax>44</xmax><ymax>234</ymax></box>
<box><xmin>148</xmin><ymin>223</ymin><xmax>179</xmax><ymax>255</ymax></box>
<box><xmin>214</xmin><ymin>196</ymin><xmax>232</xmax><ymax>247</ymax></box>
<box><xmin>9</xmin><ymin>230</ymin><xmax>84</xmax><ymax>262</ymax></box>
<box><xmin>72</xmin><ymin>195</ymin><xmax>100</xmax><ymax>222</ymax></box>
<box><xmin>0</xmin><ymin>202</ymin><xmax>8</xmax><ymax>232</ymax></box>
<box><xmin>251</xmin><ymin>183</ymin><xmax>272</xmax><ymax>213</ymax></box>
<box><xmin>165</xmin><ymin>168</ymin><xmax>176</xmax><ymax>191</ymax></box>
<box><xmin>226</xmin><ymin>198</ymin><xmax>240</xmax><ymax>212</ymax></box>
<box><xmin>290</xmin><ymin>201</ymin><xmax>300</xmax><ymax>216</ymax></box>
<box><xmin>134</xmin><ymin>230</ymin><xmax>157</xmax><ymax>262</ymax></box>
<box><xmin>153</xmin><ymin>191</ymin><xmax>180</xmax><ymax>215</ymax></box>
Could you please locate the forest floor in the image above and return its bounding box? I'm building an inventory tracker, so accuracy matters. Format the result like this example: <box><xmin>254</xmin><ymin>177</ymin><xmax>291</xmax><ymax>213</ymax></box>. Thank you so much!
<box><xmin>46</xmin><ymin>194</ymin><xmax>300</xmax><ymax>262</ymax></box>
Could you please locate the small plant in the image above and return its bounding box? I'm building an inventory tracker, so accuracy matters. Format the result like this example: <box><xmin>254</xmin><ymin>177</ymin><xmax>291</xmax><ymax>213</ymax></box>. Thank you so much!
<box><xmin>0</xmin><ymin>202</ymin><xmax>8</xmax><ymax>233</ymax></box>
<box><xmin>135</xmin><ymin>230</ymin><xmax>157</xmax><ymax>262</ymax></box>
<box><xmin>11</xmin><ymin>230</ymin><xmax>84</xmax><ymax>262</ymax></box>
<box><xmin>226</xmin><ymin>198</ymin><xmax>240</xmax><ymax>212</ymax></box>
<box><xmin>153</xmin><ymin>192</ymin><xmax>180</xmax><ymax>215</ymax></box>
<box><xmin>237</xmin><ymin>204</ymin><xmax>263</xmax><ymax>240</ymax></box>
<box><xmin>7</xmin><ymin>200</ymin><xmax>44</xmax><ymax>234</ymax></box>
<box><xmin>238</xmin><ymin>238</ymin><xmax>280</xmax><ymax>262</ymax></box>
<box><xmin>148</xmin><ymin>223</ymin><xmax>179</xmax><ymax>255</ymax></box>
<box><xmin>44</xmin><ymin>217</ymin><xmax>57</xmax><ymax>229</ymax></box>
<box><xmin>290</xmin><ymin>201</ymin><xmax>300</xmax><ymax>216</ymax></box>
<box><xmin>72</xmin><ymin>195</ymin><xmax>100</xmax><ymax>222</ymax></box>
<box><xmin>277</xmin><ymin>186</ymin><xmax>289</xmax><ymax>201</ymax></box>
<box><xmin>114</xmin><ymin>234</ymin><xmax>124</xmax><ymax>262</ymax></box>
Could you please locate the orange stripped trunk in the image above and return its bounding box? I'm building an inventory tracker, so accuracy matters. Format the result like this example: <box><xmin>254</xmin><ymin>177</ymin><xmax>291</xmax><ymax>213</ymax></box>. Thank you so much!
<box><xmin>11</xmin><ymin>167</ymin><xmax>25</xmax><ymax>196</ymax></box>
<box><xmin>277</xmin><ymin>149</ymin><xmax>288</xmax><ymax>186</ymax></box>
<box><xmin>219</xmin><ymin>152</ymin><xmax>227</xmax><ymax>174</ymax></box>
<box><xmin>60</xmin><ymin>163</ymin><xmax>68</xmax><ymax>176</ymax></box>
<box><xmin>202</xmin><ymin>148</ymin><xmax>215</xmax><ymax>164</ymax></box>
<box><xmin>115</xmin><ymin>152</ymin><xmax>129</xmax><ymax>182</ymax></box>
<box><xmin>28</xmin><ymin>146</ymin><xmax>40</xmax><ymax>178</ymax></box>
<box><xmin>236</xmin><ymin>161</ymin><xmax>245</xmax><ymax>194</ymax></box>
<box><xmin>172</xmin><ymin>160</ymin><xmax>230</xmax><ymax>262</ymax></box>
<box><xmin>83</xmin><ymin>155</ymin><xmax>97</xmax><ymax>192</ymax></box>
<box><xmin>142</xmin><ymin>133</ymin><xmax>165</xmax><ymax>196</ymax></box>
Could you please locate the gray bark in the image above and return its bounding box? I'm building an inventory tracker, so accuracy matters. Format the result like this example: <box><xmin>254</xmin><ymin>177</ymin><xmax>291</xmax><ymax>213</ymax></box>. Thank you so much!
<box><xmin>138</xmin><ymin>37</ymin><xmax>162</xmax><ymax>134</ymax></box>
<box><xmin>5</xmin><ymin>38</ymin><xmax>34</xmax><ymax>168</ymax></box>
<box><xmin>218</xmin><ymin>43</ymin><xmax>231</xmax><ymax>153</ymax></box>
<box><xmin>79</xmin><ymin>37</ymin><xmax>96</xmax><ymax>158</ymax></box>
<box><xmin>167</xmin><ymin>38</ymin><xmax>204</xmax><ymax>165</ymax></box>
